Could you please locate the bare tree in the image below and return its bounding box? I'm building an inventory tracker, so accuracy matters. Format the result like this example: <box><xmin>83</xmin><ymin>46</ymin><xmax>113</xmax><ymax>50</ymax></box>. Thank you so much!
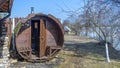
<box><xmin>82</xmin><ymin>0</ymin><xmax>120</xmax><ymax>62</ymax></box>
<box><xmin>61</xmin><ymin>0</ymin><xmax>120</xmax><ymax>62</ymax></box>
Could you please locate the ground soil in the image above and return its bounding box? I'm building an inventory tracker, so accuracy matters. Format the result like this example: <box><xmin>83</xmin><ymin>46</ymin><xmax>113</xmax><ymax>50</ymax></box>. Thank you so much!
<box><xmin>10</xmin><ymin>35</ymin><xmax>120</xmax><ymax>68</ymax></box>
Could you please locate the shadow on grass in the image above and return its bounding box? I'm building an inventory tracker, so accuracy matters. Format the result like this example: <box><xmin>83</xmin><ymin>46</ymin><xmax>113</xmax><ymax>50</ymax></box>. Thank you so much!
<box><xmin>63</xmin><ymin>41</ymin><xmax>120</xmax><ymax>61</ymax></box>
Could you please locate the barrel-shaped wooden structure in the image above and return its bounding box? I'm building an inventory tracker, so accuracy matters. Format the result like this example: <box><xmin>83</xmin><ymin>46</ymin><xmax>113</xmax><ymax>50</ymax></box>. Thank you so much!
<box><xmin>15</xmin><ymin>14</ymin><xmax>64</xmax><ymax>62</ymax></box>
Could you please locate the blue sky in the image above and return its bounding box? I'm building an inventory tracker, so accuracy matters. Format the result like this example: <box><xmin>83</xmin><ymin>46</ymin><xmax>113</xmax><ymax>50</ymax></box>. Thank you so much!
<box><xmin>11</xmin><ymin>0</ymin><xmax>84</xmax><ymax>21</ymax></box>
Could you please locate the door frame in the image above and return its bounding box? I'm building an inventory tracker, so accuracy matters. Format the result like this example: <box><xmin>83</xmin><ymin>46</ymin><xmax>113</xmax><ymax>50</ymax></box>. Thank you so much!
<box><xmin>30</xmin><ymin>19</ymin><xmax>46</xmax><ymax>58</ymax></box>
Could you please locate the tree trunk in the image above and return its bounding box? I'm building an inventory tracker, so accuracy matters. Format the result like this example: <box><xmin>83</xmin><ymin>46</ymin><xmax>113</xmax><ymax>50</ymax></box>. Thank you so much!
<box><xmin>85</xmin><ymin>27</ymin><xmax>88</xmax><ymax>36</ymax></box>
<box><xmin>105</xmin><ymin>42</ymin><xmax>110</xmax><ymax>63</ymax></box>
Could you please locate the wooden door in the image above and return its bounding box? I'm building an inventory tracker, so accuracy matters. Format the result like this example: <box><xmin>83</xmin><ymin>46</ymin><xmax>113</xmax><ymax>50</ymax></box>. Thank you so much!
<box><xmin>40</xmin><ymin>19</ymin><xmax>46</xmax><ymax>58</ymax></box>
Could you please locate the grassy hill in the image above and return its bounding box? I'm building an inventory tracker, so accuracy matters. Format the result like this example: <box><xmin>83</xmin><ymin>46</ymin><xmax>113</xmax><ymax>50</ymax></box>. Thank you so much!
<box><xmin>54</xmin><ymin>35</ymin><xmax>120</xmax><ymax>68</ymax></box>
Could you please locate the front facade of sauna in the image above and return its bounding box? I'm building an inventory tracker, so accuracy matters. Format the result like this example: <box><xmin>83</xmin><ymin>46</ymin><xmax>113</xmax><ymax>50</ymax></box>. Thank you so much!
<box><xmin>14</xmin><ymin>14</ymin><xmax>64</xmax><ymax>62</ymax></box>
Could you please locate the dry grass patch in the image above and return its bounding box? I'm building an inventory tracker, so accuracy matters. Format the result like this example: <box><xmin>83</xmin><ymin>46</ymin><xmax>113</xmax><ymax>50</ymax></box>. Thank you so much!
<box><xmin>54</xmin><ymin>35</ymin><xmax>120</xmax><ymax>68</ymax></box>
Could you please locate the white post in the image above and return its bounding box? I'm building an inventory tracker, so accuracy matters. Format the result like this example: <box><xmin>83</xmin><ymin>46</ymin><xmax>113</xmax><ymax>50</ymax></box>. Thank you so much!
<box><xmin>12</xmin><ymin>18</ymin><xmax>15</xmax><ymax>50</ymax></box>
<box><xmin>105</xmin><ymin>42</ymin><xmax>110</xmax><ymax>63</ymax></box>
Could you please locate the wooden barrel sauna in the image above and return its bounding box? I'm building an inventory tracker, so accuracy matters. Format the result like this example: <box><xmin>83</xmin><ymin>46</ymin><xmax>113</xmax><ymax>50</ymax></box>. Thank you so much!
<box><xmin>15</xmin><ymin>13</ymin><xmax>64</xmax><ymax>62</ymax></box>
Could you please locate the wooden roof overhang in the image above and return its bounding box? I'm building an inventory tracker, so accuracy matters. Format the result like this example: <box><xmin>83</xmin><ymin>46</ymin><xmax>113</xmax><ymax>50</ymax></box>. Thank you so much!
<box><xmin>0</xmin><ymin>0</ymin><xmax>13</xmax><ymax>22</ymax></box>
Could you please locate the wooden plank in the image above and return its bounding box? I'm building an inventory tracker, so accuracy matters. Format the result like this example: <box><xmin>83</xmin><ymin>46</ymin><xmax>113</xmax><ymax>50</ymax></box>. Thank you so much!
<box><xmin>40</xmin><ymin>19</ymin><xmax>46</xmax><ymax>58</ymax></box>
<box><xmin>16</xmin><ymin>25</ymin><xmax>31</xmax><ymax>59</ymax></box>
